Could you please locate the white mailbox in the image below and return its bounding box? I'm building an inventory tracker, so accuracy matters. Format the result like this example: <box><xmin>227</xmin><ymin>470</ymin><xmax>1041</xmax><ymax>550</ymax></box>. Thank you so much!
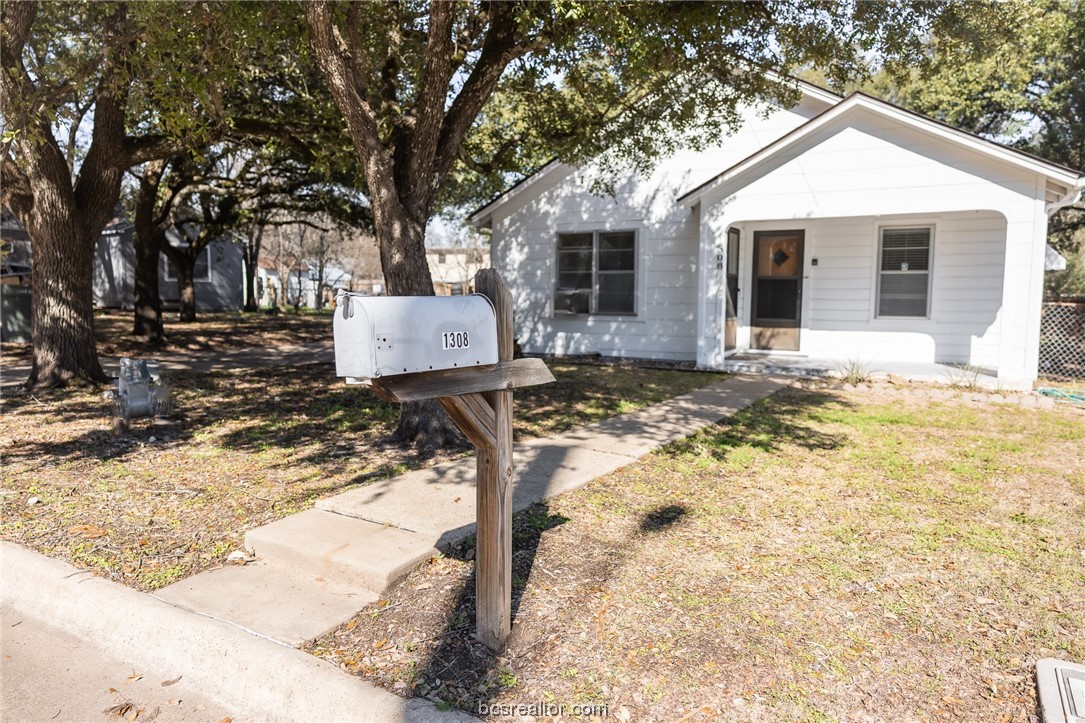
<box><xmin>333</xmin><ymin>291</ymin><xmax>499</xmax><ymax>381</ymax></box>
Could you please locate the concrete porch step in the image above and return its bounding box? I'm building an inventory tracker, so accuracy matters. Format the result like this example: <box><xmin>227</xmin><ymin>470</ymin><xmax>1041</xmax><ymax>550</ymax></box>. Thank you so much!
<box><xmin>154</xmin><ymin>510</ymin><xmax>441</xmax><ymax>647</ymax></box>
<box><xmin>154</xmin><ymin>558</ymin><xmax>378</xmax><ymax>647</ymax></box>
<box><xmin>244</xmin><ymin>509</ymin><xmax>439</xmax><ymax>593</ymax></box>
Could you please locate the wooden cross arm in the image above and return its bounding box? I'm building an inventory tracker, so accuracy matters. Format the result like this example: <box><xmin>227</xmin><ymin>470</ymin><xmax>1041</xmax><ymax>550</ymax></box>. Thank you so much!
<box><xmin>368</xmin><ymin>358</ymin><xmax>554</xmax><ymax>404</ymax></box>
<box><xmin>436</xmin><ymin>393</ymin><xmax>497</xmax><ymax>449</ymax></box>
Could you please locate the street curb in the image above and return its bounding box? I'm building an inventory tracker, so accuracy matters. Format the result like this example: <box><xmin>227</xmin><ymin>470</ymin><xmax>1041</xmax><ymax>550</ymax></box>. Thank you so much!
<box><xmin>1</xmin><ymin>541</ymin><xmax>473</xmax><ymax>722</ymax></box>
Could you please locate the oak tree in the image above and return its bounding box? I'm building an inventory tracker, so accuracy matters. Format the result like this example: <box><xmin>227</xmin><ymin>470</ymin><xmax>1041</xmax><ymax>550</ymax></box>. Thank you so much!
<box><xmin>303</xmin><ymin>0</ymin><xmax>990</xmax><ymax>447</ymax></box>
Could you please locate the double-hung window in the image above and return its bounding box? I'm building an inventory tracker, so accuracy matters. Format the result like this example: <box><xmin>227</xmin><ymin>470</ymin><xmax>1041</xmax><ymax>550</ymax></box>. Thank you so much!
<box><xmin>554</xmin><ymin>230</ymin><xmax>636</xmax><ymax>316</ymax></box>
<box><xmin>877</xmin><ymin>226</ymin><xmax>932</xmax><ymax>318</ymax></box>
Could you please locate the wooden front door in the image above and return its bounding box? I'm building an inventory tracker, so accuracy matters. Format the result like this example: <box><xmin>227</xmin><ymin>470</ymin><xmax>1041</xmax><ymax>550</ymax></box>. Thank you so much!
<box><xmin>750</xmin><ymin>230</ymin><xmax>804</xmax><ymax>351</ymax></box>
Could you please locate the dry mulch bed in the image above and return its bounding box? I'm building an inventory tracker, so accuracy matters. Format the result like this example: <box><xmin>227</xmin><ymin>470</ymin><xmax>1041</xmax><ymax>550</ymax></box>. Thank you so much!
<box><xmin>307</xmin><ymin>383</ymin><xmax>1085</xmax><ymax>722</ymax></box>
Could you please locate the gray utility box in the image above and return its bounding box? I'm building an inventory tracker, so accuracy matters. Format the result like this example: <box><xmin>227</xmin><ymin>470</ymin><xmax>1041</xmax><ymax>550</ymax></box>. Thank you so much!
<box><xmin>334</xmin><ymin>292</ymin><xmax>499</xmax><ymax>382</ymax></box>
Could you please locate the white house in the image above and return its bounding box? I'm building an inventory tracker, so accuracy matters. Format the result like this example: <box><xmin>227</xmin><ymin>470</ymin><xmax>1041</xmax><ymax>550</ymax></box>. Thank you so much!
<box><xmin>470</xmin><ymin>82</ymin><xmax>1085</xmax><ymax>389</ymax></box>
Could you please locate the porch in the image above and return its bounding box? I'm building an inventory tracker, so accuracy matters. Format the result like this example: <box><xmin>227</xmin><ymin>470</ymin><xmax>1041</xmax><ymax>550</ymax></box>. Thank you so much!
<box><xmin>721</xmin><ymin>353</ymin><xmax>1003</xmax><ymax>389</ymax></box>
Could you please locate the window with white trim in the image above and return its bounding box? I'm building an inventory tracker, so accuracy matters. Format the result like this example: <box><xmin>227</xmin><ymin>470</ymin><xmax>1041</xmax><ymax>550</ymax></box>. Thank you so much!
<box><xmin>555</xmin><ymin>230</ymin><xmax>636</xmax><ymax>316</ymax></box>
<box><xmin>877</xmin><ymin>226</ymin><xmax>932</xmax><ymax>317</ymax></box>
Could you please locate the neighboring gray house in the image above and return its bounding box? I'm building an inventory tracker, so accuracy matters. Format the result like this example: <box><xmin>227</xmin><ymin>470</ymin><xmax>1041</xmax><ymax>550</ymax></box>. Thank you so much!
<box><xmin>93</xmin><ymin>222</ymin><xmax>244</xmax><ymax>312</ymax></box>
<box><xmin>93</xmin><ymin>219</ymin><xmax>136</xmax><ymax>308</ymax></box>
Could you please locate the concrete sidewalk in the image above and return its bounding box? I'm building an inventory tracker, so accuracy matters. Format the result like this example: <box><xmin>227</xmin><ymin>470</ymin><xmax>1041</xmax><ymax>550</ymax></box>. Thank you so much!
<box><xmin>2</xmin><ymin>373</ymin><xmax>787</xmax><ymax>721</ymax></box>
<box><xmin>1</xmin><ymin>543</ymin><xmax>470</xmax><ymax>723</ymax></box>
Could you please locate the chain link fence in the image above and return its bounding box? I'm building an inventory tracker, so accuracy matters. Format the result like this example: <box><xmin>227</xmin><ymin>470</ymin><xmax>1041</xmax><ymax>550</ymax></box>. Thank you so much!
<box><xmin>1039</xmin><ymin>298</ymin><xmax>1085</xmax><ymax>383</ymax></box>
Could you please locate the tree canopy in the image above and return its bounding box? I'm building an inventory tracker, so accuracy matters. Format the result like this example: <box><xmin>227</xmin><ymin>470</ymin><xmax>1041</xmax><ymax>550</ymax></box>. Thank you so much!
<box><xmin>0</xmin><ymin>1</ymin><xmax>346</xmax><ymax>386</ymax></box>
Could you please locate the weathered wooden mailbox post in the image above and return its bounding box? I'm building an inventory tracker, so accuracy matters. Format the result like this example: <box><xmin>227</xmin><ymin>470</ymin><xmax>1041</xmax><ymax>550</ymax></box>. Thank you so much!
<box><xmin>333</xmin><ymin>269</ymin><xmax>553</xmax><ymax>652</ymax></box>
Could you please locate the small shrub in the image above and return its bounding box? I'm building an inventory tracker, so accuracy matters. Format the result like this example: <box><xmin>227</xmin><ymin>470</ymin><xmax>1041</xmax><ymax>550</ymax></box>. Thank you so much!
<box><xmin>947</xmin><ymin>363</ymin><xmax>983</xmax><ymax>390</ymax></box>
<box><xmin>836</xmin><ymin>358</ymin><xmax>871</xmax><ymax>385</ymax></box>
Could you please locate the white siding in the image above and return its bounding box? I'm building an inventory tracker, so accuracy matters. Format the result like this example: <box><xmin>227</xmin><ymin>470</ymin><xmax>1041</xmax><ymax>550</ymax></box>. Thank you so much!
<box><xmin>699</xmin><ymin>111</ymin><xmax>1049</xmax><ymax>385</ymax></box>
<box><xmin>490</xmin><ymin>95</ymin><xmax>1052</xmax><ymax>388</ymax></box>
<box><xmin>785</xmin><ymin>212</ymin><xmax>1007</xmax><ymax>367</ymax></box>
<box><xmin>491</xmin><ymin>98</ymin><xmax>826</xmax><ymax>361</ymax></box>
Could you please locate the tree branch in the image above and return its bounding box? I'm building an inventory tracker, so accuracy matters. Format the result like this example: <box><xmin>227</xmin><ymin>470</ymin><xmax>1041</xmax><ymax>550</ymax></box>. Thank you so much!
<box><xmin>401</xmin><ymin>0</ymin><xmax>455</xmax><ymax>210</ymax></box>
<box><xmin>65</xmin><ymin>98</ymin><xmax>94</xmax><ymax>169</ymax></box>
<box><xmin>305</xmin><ymin>1</ymin><xmax>390</xmax><ymax>170</ymax></box>
<box><xmin>73</xmin><ymin>3</ymin><xmax>131</xmax><ymax>231</ymax></box>
<box><xmin>306</xmin><ymin>0</ymin><xmax>403</xmax><ymax>226</ymax></box>
<box><xmin>431</xmin><ymin>3</ymin><xmax>537</xmax><ymax>196</ymax></box>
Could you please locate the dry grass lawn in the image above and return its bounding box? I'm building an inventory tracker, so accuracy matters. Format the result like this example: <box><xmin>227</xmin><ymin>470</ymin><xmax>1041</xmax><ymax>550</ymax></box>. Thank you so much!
<box><xmin>308</xmin><ymin>384</ymin><xmax>1085</xmax><ymax>722</ymax></box>
<box><xmin>0</xmin><ymin>344</ymin><xmax>722</xmax><ymax>590</ymax></box>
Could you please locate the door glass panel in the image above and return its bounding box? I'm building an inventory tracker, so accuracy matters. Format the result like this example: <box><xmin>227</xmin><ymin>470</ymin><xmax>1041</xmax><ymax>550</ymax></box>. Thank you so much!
<box><xmin>756</xmin><ymin>235</ymin><xmax>800</xmax><ymax>277</ymax></box>
<box><xmin>726</xmin><ymin>231</ymin><xmax>740</xmax><ymax>276</ymax></box>
<box><xmin>726</xmin><ymin>229</ymin><xmax>740</xmax><ymax>321</ymax></box>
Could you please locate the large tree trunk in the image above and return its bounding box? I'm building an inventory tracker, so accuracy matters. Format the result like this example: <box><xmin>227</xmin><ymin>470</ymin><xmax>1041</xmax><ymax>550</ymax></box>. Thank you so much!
<box><xmin>131</xmin><ymin>226</ymin><xmax>165</xmax><ymax>341</ymax></box>
<box><xmin>131</xmin><ymin>162</ymin><xmax>167</xmax><ymax>342</ymax></box>
<box><xmin>3</xmin><ymin>3</ymin><xmax>130</xmax><ymax>388</ymax></box>
<box><xmin>373</xmin><ymin>204</ymin><xmax>466</xmax><ymax>451</ymax></box>
<box><xmin>26</xmin><ymin>211</ymin><xmax>107</xmax><ymax>387</ymax></box>
<box><xmin>175</xmin><ymin>260</ymin><xmax>197</xmax><ymax>323</ymax></box>
<box><xmin>242</xmin><ymin>226</ymin><xmax>263</xmax><ymax>312</ymax></box>
<box><xmin>161</xmin><ymin>242</ymin><xmax>198</xmax><ymax>323</ymax></box>
<box><xmin>306</xmin><ymin>0</ymin><xmax>520</xmax><ymax>452</ymax></box>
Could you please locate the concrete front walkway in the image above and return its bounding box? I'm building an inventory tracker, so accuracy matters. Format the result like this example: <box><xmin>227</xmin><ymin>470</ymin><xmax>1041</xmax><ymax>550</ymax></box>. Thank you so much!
<box><xmin>3</xmin><ymin>373</ymin><xmax>787</xmax><ymax>720</ymax></box>
<box><xmin>153</xmin><ymin>375</ymin><xmax>787</xmax><ymax>647</ymax></box>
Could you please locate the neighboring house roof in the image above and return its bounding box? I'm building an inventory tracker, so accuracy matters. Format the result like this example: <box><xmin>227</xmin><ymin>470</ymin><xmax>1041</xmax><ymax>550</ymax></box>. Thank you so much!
<box><xmin>469</xmin><ymin>77</ymin><xmax>843</xmax><ymax>227</ymax></box>
<box><xmin>102</xmin><ymin>217</ymin><xmax>134</xmax><ymax>234</ymax></box>
<box><xmin>676</xmin><ymin>92</ymin><xmax>1085</xmax><ymax>210</ymax></box>
<box><xmin>427</xmin><ymin>246</ymin><xmax>488</xmax><ymax>259</ymax></box>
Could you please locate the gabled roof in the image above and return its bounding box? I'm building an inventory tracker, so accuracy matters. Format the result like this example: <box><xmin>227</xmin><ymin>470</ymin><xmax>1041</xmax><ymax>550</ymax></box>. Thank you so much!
<box><xmin>677</xmin><ymin>92</ymin><xmax>1084</xmax><ymax>208</ymax></box>
<box><xmin>468</xmin><ymin>77</ymin><xmax>842</xmax><ymax>228</ymax></box>
<box><xmin>468</xmin><ymin>159</ymin><xmax>563</xmax><ymax>228</ymax></box>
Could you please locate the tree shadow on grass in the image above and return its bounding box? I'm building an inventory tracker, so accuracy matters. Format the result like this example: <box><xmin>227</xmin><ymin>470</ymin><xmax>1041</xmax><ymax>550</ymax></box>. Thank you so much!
<box><xmin>662</xmin><ymin>387</ymin><xmax>850</xmax><ymax>462</ymax></box>
<box><xmin>0</xmin><ymin>364</ymin><xmax>432</xmax><ymax>474</ymax></box>
<box><xmin>640</xmin><ymin>503</ymin><xmax>688</xmax><ymax>533</ymax></box>
<box><xmin>353</xmin><ymin>500</ymin><xmax>696</xmax><ymax>714</ymax></box>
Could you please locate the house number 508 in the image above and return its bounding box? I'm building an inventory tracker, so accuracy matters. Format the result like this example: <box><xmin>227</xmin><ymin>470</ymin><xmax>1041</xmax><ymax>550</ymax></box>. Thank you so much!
<box><xmin>441</xmin><ymin>331</ymin><xmax>470</xmax><ymax>350</ymax></box>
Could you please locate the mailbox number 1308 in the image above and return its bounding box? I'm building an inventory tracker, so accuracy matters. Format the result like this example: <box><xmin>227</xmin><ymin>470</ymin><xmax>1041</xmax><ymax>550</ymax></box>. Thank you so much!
<box><xmin>441</xmin><ymin>331</ymin><xmax>470</xmax><ymax>350</ymax></box>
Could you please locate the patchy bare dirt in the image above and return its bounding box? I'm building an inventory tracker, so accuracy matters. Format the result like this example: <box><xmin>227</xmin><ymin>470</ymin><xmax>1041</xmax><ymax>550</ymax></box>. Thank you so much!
<box><xmin>0</xmin><ymin>309</ymin><xmax>335</xmax><ymax>370</ymax></box>
<box><xmin>0</xmin><ymin>352</ymin><xmax>722</xmax><ymax>591</ymax></box>
<box><xmin>308</xmin><ymin>384</ymin><xmax>1085</xmax><ymax>722</ymax></box>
